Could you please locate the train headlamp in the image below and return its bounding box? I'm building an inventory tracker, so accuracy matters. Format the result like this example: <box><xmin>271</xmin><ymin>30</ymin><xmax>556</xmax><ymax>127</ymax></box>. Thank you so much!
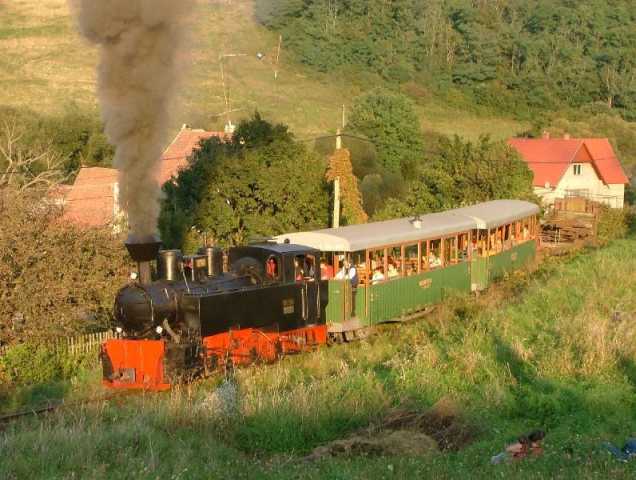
<box><xmin>155</xmin><ymin>326</ymin><xmax>164</xmax><ymax>334</ymax></box>
<box><xmin>115</xmin><ymin>327</ymin><xmax>123</xmax><ymax>334</ymax></box>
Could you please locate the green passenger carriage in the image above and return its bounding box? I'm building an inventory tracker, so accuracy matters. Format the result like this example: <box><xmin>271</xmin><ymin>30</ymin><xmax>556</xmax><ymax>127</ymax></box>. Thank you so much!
<box><xmin>274</xmin><ymin>200</ymin><xmax>540</xmax><ymax>340</ymax></box>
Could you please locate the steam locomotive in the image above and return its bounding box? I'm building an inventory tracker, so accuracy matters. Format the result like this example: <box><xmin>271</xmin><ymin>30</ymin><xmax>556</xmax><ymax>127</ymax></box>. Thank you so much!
<box><xmin>102</xmin><ymin>239</ymin><xmax>327</xmax><ymax>390</ymax></box>
<box><xmin>102</xmin><ymin>199</ymin><xmax>540</xmax><ymax>390</ymax></box>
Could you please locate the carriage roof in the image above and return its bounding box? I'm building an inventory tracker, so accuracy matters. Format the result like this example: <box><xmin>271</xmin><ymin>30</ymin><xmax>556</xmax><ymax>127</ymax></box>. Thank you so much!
<box><xmin>273</xmin><ymin>200</ymin><xmax>539</xmax><ymax>252</ymax></box>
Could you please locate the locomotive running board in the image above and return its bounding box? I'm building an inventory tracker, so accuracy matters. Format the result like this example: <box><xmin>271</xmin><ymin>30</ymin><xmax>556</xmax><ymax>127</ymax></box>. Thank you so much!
<box><xmin>202</xmin><ymin>324</ymin><xmax>328</xmax><ymax>367</ymax></box>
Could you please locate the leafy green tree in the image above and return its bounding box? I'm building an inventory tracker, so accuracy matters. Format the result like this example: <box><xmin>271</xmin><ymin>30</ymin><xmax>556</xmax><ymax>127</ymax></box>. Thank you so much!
<box><xmin>347</xmin><ymin>89</ymin><xmax>424</xmax><ymax>174</ymax></box>
<box><xmin>258</xmin><ymin>0</ymin><xmax>636</xmax><ymax>120</ymax></box>
<box><xmin>159</xmin><ymin>114</ymin><xmax>330</xmax><ymax>248</ymax></box>
<box><xmin>374</xmin><ymin>136</ymin><xmax>535</xmax><ymax>220</ymax></box>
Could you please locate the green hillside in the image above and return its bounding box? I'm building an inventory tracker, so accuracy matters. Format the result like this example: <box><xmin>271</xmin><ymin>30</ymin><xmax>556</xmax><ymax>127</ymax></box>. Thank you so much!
<box><xmin>258</xmin><ymin>0</ymin><xmax>636</xmax><ymax>121</ymax></box>
<box><xmin>0</xmin><ymin>0</ymin><xmax>528</xmax><ymax>140</ymax></box>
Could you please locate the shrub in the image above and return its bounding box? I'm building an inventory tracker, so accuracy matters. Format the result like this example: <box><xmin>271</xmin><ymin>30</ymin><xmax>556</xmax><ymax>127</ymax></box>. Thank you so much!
<box><xmin>0</xmin><ymin>340</ymin><xmax>97</xmax><ymax>386</ymax></box>
<box><xmin>596</xmin><ymin>206</ymin><xmax>629</xmax><ymax>245</ymax></box>
<box><xmin>0</xmin><ymin>343</ymin><xmax>61</xmax><ymax>385</ymax></box>
<box><xmin>0</xmin><ymin>190</ymin><xmax>129</xmax><ymax>346</ymax></box>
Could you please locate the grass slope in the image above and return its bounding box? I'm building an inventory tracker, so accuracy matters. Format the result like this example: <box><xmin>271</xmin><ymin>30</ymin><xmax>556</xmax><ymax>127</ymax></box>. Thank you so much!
<box><xmin>0</xmin><ymin>0</ymin><xmax>528</xmax><ymax>140</ymax></box>
<box><xmin>2</xmin><ymin>238</ymin><xmax>636</xmax><ymax>479</ymax></box>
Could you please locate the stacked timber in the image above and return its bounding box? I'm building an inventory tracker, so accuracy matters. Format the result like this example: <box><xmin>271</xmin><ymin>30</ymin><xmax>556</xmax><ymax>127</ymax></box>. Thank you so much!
<box><xmin>541</xmin><ymin>197</ymin><xmax>600</xmax><ymax>247</ymax></box>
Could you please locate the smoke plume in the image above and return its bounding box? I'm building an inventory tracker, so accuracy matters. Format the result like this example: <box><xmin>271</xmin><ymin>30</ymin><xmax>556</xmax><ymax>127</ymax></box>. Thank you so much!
<box><xmin>71</xmin><ymin>0</ymin><xmax>193</xmax><ymax>239</ymax></box>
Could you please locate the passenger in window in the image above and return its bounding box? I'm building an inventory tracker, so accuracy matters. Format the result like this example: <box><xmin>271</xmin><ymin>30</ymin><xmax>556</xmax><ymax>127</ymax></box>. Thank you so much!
<box><xmin>266</xmin><ymin>257</ymin><xmax>278</xmax><ymax>279</ymax></box>
<box><xmin>305</xmin><ymin>257</ymin><xmax>315</xmax><ymax>279</ymax></box>
<box><xmin>335</xmin><ymin>261</ymin><xmax>347</xmax><ymax>280</ymax></box>
<box><xmin>294</xmin><ymin>258</ymin><xmax>304</xmax><ymax>282</ymax></box>
<box><xmin>320</xmin><ymin>259</ymin><xmax>334</xmax><ymax>280</ymax></box>
<box><xmin>387</xmin><ymin>263</ymin><xmax>399</xmax><ymax>279</ymax></box>
<box><xmin>371</xmin><ymin>266</ymin><xmax>385</xmax><ymax>284</ymax></box>
<box><xmin>347</xmin><ymin>261</ymin><xmax>358</xmax><ymax>288</ymax></box>
<box><xmin>428</xmin><ymin>251</ymin><xmax>442</xmax><ymax>268</ymax></box>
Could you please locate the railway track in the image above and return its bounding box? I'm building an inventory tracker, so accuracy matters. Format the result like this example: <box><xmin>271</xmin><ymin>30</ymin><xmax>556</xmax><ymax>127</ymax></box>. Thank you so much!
<box><xmin>0</xmin><ymin>390</ymin><xmax>144</xmax><ymax>425</ymax></box>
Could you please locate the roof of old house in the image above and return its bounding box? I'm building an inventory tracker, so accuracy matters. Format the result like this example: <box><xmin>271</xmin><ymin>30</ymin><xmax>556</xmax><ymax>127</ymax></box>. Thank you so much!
<box><xmin>61</xmin><ymin>167</ymin><xmax>119</xmax><ymax>227</ymax></box>
<box><xmin>158</xmin><ymin>127</ymin><xmax>226</xmax><ymax>184</ymax></box>
<box><xmin>59</xmin><ymin>127</ymin><xmax>227</xmax><ymax>228</ymax></box>
<box><xmin>508</xmin><ymin>137</ymin><xmax>629</xmax><ymax>187</ymax></box>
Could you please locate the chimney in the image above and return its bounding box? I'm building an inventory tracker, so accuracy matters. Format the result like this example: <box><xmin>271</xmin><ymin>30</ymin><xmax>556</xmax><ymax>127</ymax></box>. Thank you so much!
<box><xmin>125</xmin><ymin>237</ymin><xmax>161</xmax><ymax>285</ymax></box>
<box><xmin>563</xmin><ymin>133</ymin><xmax>570</xmax><ymax>140</ymax></box>
<box><xmin>542</xmin><ymin>131</ymin><xmax>550</xmax><ymax>139</ymax></box>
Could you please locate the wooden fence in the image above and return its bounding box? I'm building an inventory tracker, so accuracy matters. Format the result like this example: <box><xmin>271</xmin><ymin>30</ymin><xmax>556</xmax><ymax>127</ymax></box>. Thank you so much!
<box><xmin>0</xmin><ymin>330</ymin><xmax>119</xmax><ymax>357</ymax></box>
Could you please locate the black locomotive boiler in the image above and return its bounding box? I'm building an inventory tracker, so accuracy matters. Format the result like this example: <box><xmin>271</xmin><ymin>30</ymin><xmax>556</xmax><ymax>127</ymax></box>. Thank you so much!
<box><xmin>102</xmin><ymin>239</ymin><xmax>327</xmax><ymax>390</ymax></box>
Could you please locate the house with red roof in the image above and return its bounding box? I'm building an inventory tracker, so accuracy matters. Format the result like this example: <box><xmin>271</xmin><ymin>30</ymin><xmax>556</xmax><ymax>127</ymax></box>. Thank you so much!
<box><xmin>508</xmin><ymin>134</ymin><xmax>629</xmax><ymax>209</ymax></box>
<box><xmin>60</xmin><ymin>126</ymin><xmax>226</xmax><ymax>229</ymax></box>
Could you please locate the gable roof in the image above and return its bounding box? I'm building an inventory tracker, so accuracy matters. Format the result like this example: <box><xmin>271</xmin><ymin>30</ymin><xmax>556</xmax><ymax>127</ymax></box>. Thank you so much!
<box><xmin>158</xmin><ymin>127</ymin><xmax>226</xmax><ymax>184</ymax></box>
<box><xmin>580</xmin><ymin>138</ymin><xmax>629</xmax><ymax>184</ymax></box>
<box><xmin>61</xmin><ymin>167</ymin><xmax>119</xmax><ymax>227</ymax></box>
<box><xmin>508</xmin><ymin>138</ymin><xmax>629</xmax><ymax>187</ymax></box>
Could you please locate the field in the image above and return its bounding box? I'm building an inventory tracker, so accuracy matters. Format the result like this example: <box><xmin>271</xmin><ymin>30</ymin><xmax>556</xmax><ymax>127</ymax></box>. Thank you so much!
<box><xmin>0</xmin><ymin>0</ymin><xmax>528</xmax><ymax>140</ymax></box>
<box><xmin>2</xmin><ymin>235</ymin><xmax>636</xmax><ymax>479</ymax></box>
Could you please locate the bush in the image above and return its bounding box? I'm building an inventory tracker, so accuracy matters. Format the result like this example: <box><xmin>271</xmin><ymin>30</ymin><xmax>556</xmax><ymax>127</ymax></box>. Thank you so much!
<box><xmin>596</xmin><ymin>206</ymin><xmax>629</xmax><ymax>245</ymax></box>
<box><xmin>0</xmin><ymin>190</ymin><xmax>129</xmax><ymax>346</ymax></box>
<box><xmin>0</xmin><ymin>342</ymin><xmax>95</xmax><ymax>389</ymax></box>
<box><xmin>0</xmin><ymin>343</ymin><xmax>61</xmax><ymax>385</ymax></box>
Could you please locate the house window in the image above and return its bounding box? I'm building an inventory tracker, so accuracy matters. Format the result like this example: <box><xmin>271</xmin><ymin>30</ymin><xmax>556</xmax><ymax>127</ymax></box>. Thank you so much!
<box><xmin>573</xmin><ymin>164</ymin><xmax>582</xmax><ymax>175</ymax></box>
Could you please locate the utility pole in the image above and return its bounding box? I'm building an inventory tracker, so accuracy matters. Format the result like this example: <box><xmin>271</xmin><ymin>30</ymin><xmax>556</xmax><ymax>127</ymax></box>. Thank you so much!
<box><xmin>274</xmin><ymin>34</ymin><xmax>282</xmax><ymax>80</ymax></box>
<box><xmin>342</xmin><ymin>104</ymin><xmax>346</xmax><ymax>129</ymax></box>
<box><xmin>218</xmin><ymin>53</ymin><xmax>247</xmax><ymax>126</ymax></box>
<box><xmin>333</xmin><ymin>128</ymin><xmax>342</xmax><ymax>228</ymax></box>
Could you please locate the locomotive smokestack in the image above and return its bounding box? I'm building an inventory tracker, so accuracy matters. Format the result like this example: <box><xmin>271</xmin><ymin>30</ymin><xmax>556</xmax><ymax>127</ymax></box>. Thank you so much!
<box><xmin>125</xmin><ymin>237</ymin><xmax>161</xmax><ymax>285</ymax></box>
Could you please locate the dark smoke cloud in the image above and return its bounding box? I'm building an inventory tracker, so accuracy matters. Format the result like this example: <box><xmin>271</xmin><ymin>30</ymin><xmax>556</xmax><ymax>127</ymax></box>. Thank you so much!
<box><xmin>71</xmin><ymin>0</ymin><xmax>194</xmax><ymax>239</ymax></box>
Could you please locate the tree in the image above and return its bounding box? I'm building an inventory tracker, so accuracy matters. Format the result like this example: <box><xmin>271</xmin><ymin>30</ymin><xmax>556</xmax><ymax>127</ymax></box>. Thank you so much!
<box><xmin>347</xmin><ymin>89</ymin><xmax>424</xmax><ymax>174</ymax></box>
<box><xmin>373</xmin><ymin>136</ymin><xmax>535</xmax><ymax>220</ymax></box>
<box><xmin>325</xmin><ymin>146</ymin><xmax>367</xmax><ymax>225</ymax></box>
<box><xmin>259</xmin><ymin>0</ymin><xmax>636</xmax><ymax>120</ymax></box>
<box><xmin>159</xmin><ymin>114</ymin><xmax>330</xmax><ymax>249</ymax></box>
<box><xmin>0</xmin><ymin>189</ymin><xmax>128</xmax><ymax>345</ymax></box>
<box><xmin>0</xmin><ymin>120</ymin><xmax>69</xmax><ymax>192</ymax></box>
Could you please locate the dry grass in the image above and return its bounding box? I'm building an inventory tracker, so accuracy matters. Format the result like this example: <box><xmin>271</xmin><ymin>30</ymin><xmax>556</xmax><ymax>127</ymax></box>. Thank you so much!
<box><xmin>0</xmin><ymin>0</ymin><xmax>528</xmax><ymax>141</ymax></box>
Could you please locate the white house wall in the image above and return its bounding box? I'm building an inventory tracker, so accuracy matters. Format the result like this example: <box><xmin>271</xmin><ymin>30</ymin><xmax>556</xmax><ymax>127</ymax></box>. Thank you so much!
<box><xmin>534</xmin><ymin>163</ymin><xmax>624</xmax><ymax>208</ymax></box>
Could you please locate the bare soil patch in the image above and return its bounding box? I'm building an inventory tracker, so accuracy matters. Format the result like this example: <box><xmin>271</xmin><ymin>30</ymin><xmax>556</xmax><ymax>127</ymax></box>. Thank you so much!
<box><xmin>305</xmin><ymin>397</ymin><xmax>478</xmax><ymax>460</ymax></box>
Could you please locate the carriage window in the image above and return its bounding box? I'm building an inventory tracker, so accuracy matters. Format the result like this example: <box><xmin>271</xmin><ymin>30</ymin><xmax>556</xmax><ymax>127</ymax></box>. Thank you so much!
<box><xmin>387</xmin><ymin>246</ymin><xmax>401</xmax><ymax>279</ymax></box>
<box><xmin>476</xmin><ymin>230</ymin><xmax>488</xmax><ymax>257</ymax></box>
<box><xmin>265</xmin><ymin>255</ymin><xmax>280</xmax><ymax>280</ymax></box>
<box><xmin>428</xmin><ymin>239</ymin><xmax>443</xmax><ymax>269</ymax></box>
<box><xmin>522</xmin><ymin>218</ymin><xmax>530</xmax><ymax>240</ymax></box>
<box><xmin>443</xmin><ymin>238</ymin><xmax>453</xmax><ymax>265</ymax></box>
<box><xmin>370</xmin><ymin>249</ymin><xmax>386</xmax><ymax>284</ymax></box>
<box><xmin>404</xmin><ymin>244</ymin><xmax>418</xmax><ymax>276</ymax></box>
<box><xmin>320</xmin><ymin>253</ymin><xmax>334</xmax><ymax>280</ymax></box>
<box><xmin>304</xmin><ymin>255</ymin><xmax>316</xmax><ymax>280</ymax></box>
<box><xmin>293</xmin><ymin>255</ymin><xmax>305</xmax><ymax>281</ymax></box>
<box><xmin>458</xmin><ymin>233</ymin><xmax>469</xmax><ymax>261</ymax></box>
<box><xmin>334</xmin><ymin>253</ymin><xmax>346</xmax><ymax>279</ymax></box>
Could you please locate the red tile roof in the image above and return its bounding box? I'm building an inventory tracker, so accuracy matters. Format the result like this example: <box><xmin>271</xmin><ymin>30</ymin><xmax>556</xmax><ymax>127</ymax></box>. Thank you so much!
<box><xmin>61</xmin><ymin>167</ymin><xmax>119</xmax><ymax>227</ymax></box>
<box><xmin>580</xmin><ymin>138</ymin><xmax>629</xmax><ymax>184</ymax></box>
<box><xmin>158</xmin><ymin>128</ymin><xmax>226</xmax><ymax>184</ymax></box>
<box><xmin>508</xmin><ymin>138</ymin><xmax>628</xmax><ymax>187</ymax></box>
<box><xmin>59</xmin><ymin>128</ymin><xmax>227</xmax><ymax>228</ymax></box>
